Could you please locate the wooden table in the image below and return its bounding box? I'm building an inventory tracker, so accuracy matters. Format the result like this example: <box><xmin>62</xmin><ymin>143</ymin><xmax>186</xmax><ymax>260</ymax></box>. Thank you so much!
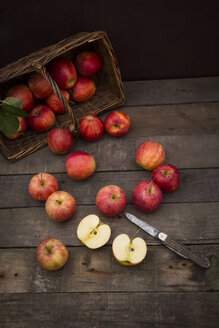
<box><xmin>0</xmin><ymin>77</ymin><xmax>219</xmax><ymax>327</ymax></box>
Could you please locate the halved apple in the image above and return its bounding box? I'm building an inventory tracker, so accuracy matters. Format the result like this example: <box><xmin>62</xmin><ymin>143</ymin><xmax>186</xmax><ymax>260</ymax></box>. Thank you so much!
<box><xmin>77</xmin><ymin>214</ymin><xmax>111</xmax><ymax>249</ymax></box>
<box><xmin>112</xmin><ymin>234</ymin><xmax>147</xmax><ymax>266</ymax></box>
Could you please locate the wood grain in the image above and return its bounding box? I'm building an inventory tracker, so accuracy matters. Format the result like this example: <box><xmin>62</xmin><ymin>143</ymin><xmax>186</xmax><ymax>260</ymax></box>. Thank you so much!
<box><xmin>0</xmin><ymin>203</ymin><xmax>218</xmax><ymax>247</ymax></box>
<box><xmin>0</xmin><ymin>79</ymin><xmax>219</xmax><ymax>328</ymax></box>
<box><xmin>123</xmin><ymin>77</ymin><xmax>219</xmax><ymax>106</ymax></box>
<box><xmin>0</xmin><ymin>168</ymin><xmax>218</xmax><ymax>208</ymax></box>
<box><xmin>1</xmin><ymin>102</ymin><xmax>219</xmax><ymax>174</ymax></box>
<box><xmin>0</xmin><ymin>245</ymin><xmax>217</xmax><ymax>293</ymax></box>
<box><xmin>0</xmin><ymin>292</ymin><xmax>218</xmax><ymax>328</ymax></box>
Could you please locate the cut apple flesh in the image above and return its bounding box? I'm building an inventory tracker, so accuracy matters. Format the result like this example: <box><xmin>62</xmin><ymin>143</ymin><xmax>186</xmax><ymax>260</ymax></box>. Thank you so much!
<box><xmin>112</xmin><ymin>234</ymin><xmax>147</xmax><ymax>265</ymax></box>
<box><xmin>77</xmin><ymin>214</ymin><xmax>111</xmax><ymax>249</ymax></box>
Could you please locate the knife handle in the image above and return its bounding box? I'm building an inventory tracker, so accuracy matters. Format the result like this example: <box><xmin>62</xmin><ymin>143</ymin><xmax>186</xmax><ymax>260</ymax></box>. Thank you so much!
<box><xmin>158</xmin><ymin>232</ymin><xmax>210</xmax><ymax>269</ymax></box>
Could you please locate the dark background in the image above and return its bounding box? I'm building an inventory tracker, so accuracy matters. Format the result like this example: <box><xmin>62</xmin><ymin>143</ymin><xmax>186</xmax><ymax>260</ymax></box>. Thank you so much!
<box><xmin>1</xmin><ymin>0</ymin><xmax>219</xmax><ymax>81</ymax></box>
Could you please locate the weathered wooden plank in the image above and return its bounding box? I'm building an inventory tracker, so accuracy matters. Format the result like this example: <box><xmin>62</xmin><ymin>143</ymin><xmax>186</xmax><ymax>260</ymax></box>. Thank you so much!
<box><xmin>0</xmin><ymin>203</ymin><xmax>218</xmax><ymax>247</ymax></box>
<box><xmin>123</xmin><ymin>77</ymin><xmax>219</xmax><ymax>106</ymax></box>
<box><xmin>0</xmin><ymin>292</ymin><xmax>218</xmax><ymax>328</ymax></box>
<box><xmin>1</xmin><ymin>134</ymin><xmax>219</xmax><ymax>175</ymax></box>
<box><xmin>0</xmin><ymin>168</ymin><xmax>218</xmax><ymax>208</ymax></box>
<box><xmin>0</xmin><ymin>245</ymin><xmax>218</xmax><ymax>293</ymax></box>
<box><xmin>1</xmin><ymin>102</ymin><xmax>219</xmax><ymax>174</ymax></box>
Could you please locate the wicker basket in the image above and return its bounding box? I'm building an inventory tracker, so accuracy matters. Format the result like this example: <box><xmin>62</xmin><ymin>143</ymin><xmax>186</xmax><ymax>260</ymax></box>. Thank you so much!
<box><xmin>0</xmin><ymin>31</ymin><xmax>124</xmax><ymax>162</ymax></box>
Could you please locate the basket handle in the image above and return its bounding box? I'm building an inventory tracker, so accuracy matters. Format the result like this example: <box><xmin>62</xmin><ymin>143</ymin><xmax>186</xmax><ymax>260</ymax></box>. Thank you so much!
<box><xmin>34</xmin><ymin>64</ymin><xmax>79</xmax><ymax>135</ymax></box>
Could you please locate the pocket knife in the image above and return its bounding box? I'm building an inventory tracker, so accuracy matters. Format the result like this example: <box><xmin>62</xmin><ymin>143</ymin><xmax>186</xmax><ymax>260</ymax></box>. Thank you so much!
<box><xmin>125</xmin><ymin>212</ymin><xmax>210</xmax><ymax>269</ymax></box>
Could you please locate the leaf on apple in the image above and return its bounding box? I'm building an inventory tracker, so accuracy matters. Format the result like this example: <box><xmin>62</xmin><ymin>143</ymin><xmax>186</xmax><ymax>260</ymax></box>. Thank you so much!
<box><xmin>1</xmin><ymin>97</ymin><xmax>28</xmax><ymax>117</ymax></box>
<box><xmin>0</xmin><ymin>111</ymin><xmax>19</xmax><ymax>136</ymax></box>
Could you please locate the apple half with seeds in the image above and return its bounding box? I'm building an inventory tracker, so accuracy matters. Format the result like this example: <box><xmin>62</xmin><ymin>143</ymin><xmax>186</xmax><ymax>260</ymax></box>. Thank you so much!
<box><xmin>112</xmin><ymin>234</ymin><xmax>147</xmax><ymax>266</ymax></box>
<box><xmin>77</xmin><ymin>214</ymin><xmax>111</xmax><ymax>249</ymax></box>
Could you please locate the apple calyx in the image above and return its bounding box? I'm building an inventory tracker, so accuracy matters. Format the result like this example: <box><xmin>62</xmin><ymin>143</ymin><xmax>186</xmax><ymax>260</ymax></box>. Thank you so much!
<box><xmin>33</xmin><ymin>109</ymin><xmax>40</xmax><ymax>116</ymax></box>
<box><xmin>67</xmin><ymin>78</ymin><xmax>74</xmax><ymax>88</ymax></box>
<box><xmin>56</xmin><ymin>199</ymin><xmax>63</xmax><ymax>205</ymax></box>
<box><xmin>161</xmin><ymin>169</ymin><xmax>170</xmax><ymax>177</ymax></box>
<box><xmin>45</xmin><ymin>245</ymin><xmax>52</xmax><ymax>254</ymax></box>
<box><xmin>111</xmin><ymin>193</ymin><xmax>120</xmax><ymax>200</ymax></box>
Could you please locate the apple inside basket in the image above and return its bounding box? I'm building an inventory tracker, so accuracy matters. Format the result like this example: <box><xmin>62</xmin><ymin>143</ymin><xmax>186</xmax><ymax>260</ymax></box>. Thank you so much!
<box><xmin>0</xmin><ymin>31</ymin><xmax>124</xmax><ymax>162</ymax></box>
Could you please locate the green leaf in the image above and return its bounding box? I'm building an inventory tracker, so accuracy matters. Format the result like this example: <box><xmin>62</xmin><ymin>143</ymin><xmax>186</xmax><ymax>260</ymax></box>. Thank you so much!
<box><xmin>1</xmin><ymin>97</ymin><xmax>28</xmax><ymax>118</ymax></box>
<box><xmin>0</xmin><ymin>112</ymin><xmax>19</xmax><ymax>136</ymax></box>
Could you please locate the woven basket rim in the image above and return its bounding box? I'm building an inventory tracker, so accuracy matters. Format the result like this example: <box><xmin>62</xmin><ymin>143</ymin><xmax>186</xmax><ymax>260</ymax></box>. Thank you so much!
<box><xmin>0</xmin><ymin>30</ymin><xmax>125</xmax><ymax>162</ymax></box>
<box><xmin>0</xmin><ymin>31</ymin><xmax>107</xmax><ymax>83</ymax></box>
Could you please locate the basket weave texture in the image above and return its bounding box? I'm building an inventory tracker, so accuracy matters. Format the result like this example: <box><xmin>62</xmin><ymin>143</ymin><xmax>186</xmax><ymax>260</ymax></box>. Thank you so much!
<box><xmin>0</xmin><ymin>31</ymin><xmax>124</xmax><ymax>162</ymax></box>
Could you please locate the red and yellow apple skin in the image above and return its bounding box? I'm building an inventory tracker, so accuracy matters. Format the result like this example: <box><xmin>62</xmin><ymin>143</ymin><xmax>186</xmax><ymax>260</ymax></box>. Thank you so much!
<box><xmin>4</xmin><ymin>117</ymin><xmax>27</xmax><ymax>140</ymax></box>
<box><xmin>104</xmin><ymin>111</ymin><xmax>131</xmax><ymax>137</ymax></box>
<box><xmin>75</xmin><ymin>51</ymin><xmax>102</xmax><ymax>77</ymax></box>
<box><xmin>79</xmin><ymin>114</ymin><xmax>104</xmax><ymax>141</ymax></box>
<box><xmin>132</xmin><ymin>180</ymin><xmax>162</xmax><ymax>212</ymax></box>
<box><xmin>96</xmin><ymin>185</ymin><xmax>127</xmax><ymax>217</ymax></box>
<box><xmin>135</xmin><ymin>141</ymin><xmax>165</xmax><ymax>170</ymax></box>
<box><xmin>48</xmin><ymin>128</ymin><xmax>74</xmax><ymax>154</ymax></box>
<box><xmin>7</xmin><ymin>84</ymin><xmax>34</xmax><ymax>112</ymax></box>
<box><xmin>152</xmin><ymin>163</ymin><xmax>180</xmax><ymax>192</ymax></box>
<box><xmin>45</xmin><ymin>191</ymin><xmax>76</xmax><ymax>222</ymax></box>
<box><xmin>36</xmin><ymin>238</ymin><xmax>68</xmax><ymax>270</ymax></box>
<box><xmin>65</xmin><ymin>151</ymin><xmax>96</xmax><ymax>180</ymax></box>
<box><xmin>48</xmin><ymin>58</ymin><xmax>77</xmax><ymax>89</ymax></box>
<box><xmin>28</xmin><ymin>173</ymin><xmax>58</xmax><ymax>201</ymax></box>
<box><xmin>28</xmin><ymin>105</ymin><xmax>55</xmax><ymax>132</ymax></box>
<box><xmin>28</xmin><ymin>73</ymin><xmax>53</xmax><ymax>99</ymax></box>
<box><xmin>46</xmin><ymin>89</ymin><xmax>70</xmax><ymax>114</ymax></box>
<box><xmin>71</xmin><ymin>76</ymin><xmax>96</xmax><ymax>102</ymax></box>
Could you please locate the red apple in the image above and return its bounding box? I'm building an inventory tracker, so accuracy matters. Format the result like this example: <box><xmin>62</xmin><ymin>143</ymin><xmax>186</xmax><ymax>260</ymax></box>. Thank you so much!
<box><xmin>46</xmin><ymin>89</ymin><xmax>70</xmax><ymax>114</ymax></box>
<box><xmin>48</xmin><ymin>58</ymin><xmax>77</xmax><ymax>89</ymax></box>
<box><xmin>152</xmin><ymin>163</ymin><xmax>180</xmax><ymax>192</ymax></box>
<box><xmin>28</xmin><ymin>72</ymin><xmax>53</xmax><ymax>99</ymax></box>
<box><xmin>135</xmin><ymin>141</ymin><xmax>165</xmax><ymax>170</ymax></box>
<box><xmin>132</xmin><ymin>180</ymin><xmax>162</xmax><ymax>212</ymax></box>
<box><xmin>28</xmin><ymin>173</ymin><xmax>58</xmax><ymax>201</ymax></box>
<box><xmin>4</xmin><ymin>117</ymin><xmax>27</xmax><ymax>140</ymax></box>
<box><xmin>71</xmin><ymin>76</ymin><xmax>96</xmax><ymax>102</ymax></box>
<box><xmin>96</xmin><ymin>185</ymin><xmax>127</xmax><ymax>217</ymax></box>
<box><xmin>79</xmin><ymin>114</ymin><xmax>104</xmax><ymax>141</ymax></box>
<box><xmin>45</xmin><ymin>191</ymin><xmax>76</xmax><ymax>222</ymax></box>
<box><xmin>37</xmin><ymin>237</ymin><xmax>68</xmax><ymax>270</ymax></box>
<box><xmin>75</xmin><ymin>51</ymin><xmax>102</xmax><ymax>77</ymax></box>
<box><xmin>48</xmin><ymin>128</ymin><xmax>74</xmax><ymax>154</ymax></box>
<box><xmin>104</xmin><ymin>110</ymin><xmax>131</xmax><ymax>136</ymax></box>
<box><xmin>65</xmin><ymin>151</ymin><xmax>96</xmax><ymax>180</ymax></box>
<box><xmin>7</xmin><ymin>84</ymin><xmax>34</xmax><ymax>112</ymax></box>
<box><xmin>28</xmin><ymin>105</ymin><xmax>55</xmax><ymax>132</ymax></box>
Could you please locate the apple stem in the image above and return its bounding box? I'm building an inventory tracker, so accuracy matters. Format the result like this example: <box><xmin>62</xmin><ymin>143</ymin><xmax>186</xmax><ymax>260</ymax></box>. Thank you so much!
<box><xmin>130</xmin><ymin>228</ymin><xmax>141</xmax><ymax>242</ymax></box>
<box><xmin>45</xmin><ymin>245</ymin><xmax>52</xmax><ymax>254</ymax></box>
<box><xmin>39</xmin><ymin>173</ymin><xmax>45</xmax><ymax>186</ymax></box>
<box><xmin>148</xmin><ymin>180</ymin><xmax>153</xmax><ymax>194</ymax></box>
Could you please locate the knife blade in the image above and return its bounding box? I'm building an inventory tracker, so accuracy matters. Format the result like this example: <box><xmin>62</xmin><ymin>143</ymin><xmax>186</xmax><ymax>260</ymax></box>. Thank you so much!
<box><xmin>125</xmin><ymin>212</ymin><xmax>210</xmax><ymax>269</ymax></box>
